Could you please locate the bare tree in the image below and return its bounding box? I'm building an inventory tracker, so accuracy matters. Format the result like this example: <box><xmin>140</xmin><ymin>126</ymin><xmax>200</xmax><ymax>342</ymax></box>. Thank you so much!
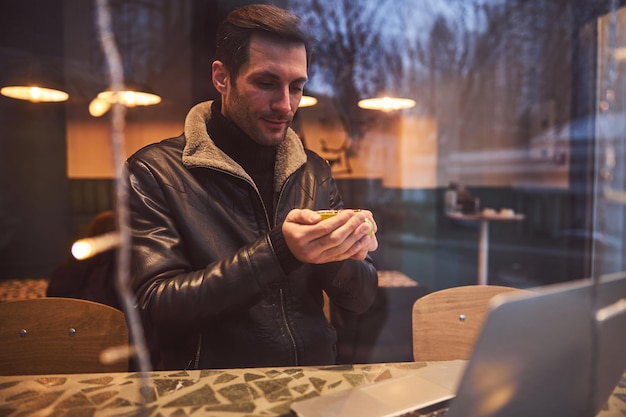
<box><xmin>287</xmin><ymin>0</ymin><xmax>405</xmax><ymax>142</ymax></box>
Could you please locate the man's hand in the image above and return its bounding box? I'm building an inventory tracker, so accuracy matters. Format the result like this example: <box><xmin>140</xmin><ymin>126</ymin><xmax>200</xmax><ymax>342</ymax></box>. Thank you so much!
<box><xmin>282</xmin><ymin>208</ymin><xmax>378</xmax><ymax>264</ymax></box>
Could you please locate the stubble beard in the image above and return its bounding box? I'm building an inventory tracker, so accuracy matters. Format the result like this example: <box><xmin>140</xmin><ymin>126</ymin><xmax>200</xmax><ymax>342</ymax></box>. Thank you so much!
<box><xmin>227</xmin><ymin>89</ymin><xmax>291</xmax><ymax>147</ymax></box>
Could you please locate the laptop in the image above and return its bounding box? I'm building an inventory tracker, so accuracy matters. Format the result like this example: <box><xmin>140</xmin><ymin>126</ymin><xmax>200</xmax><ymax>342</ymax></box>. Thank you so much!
<box><xmin>291</xmin><ymin>272</ymin><xmax>626</xmax><ymax>417</ymax></box>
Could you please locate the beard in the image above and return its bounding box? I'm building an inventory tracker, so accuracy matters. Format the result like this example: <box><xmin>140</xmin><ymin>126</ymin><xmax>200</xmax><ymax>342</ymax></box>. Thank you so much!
<box><xmin>225</xmin><ymin>86</ymin><xmax>292</xmax><ymax>147</ymax></box>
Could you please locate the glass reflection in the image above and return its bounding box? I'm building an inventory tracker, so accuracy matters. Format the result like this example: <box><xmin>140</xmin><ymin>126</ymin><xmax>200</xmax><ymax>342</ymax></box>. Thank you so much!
<box><xmin>0</xmin><ymin>0</ymin><xmax>624</xmax><ymax>372</ymax></box>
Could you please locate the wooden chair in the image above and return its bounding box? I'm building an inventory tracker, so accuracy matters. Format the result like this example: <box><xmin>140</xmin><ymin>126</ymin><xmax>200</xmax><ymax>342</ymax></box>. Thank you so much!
<box><xmin>0</xmin><ymin>297</ymin><xmax>129</xmax><ymax>375</ymax></box>
<box><xmin>412</xmin><ymin>285</ymin><xmax>533</xmax><ymax>361</ymax></box>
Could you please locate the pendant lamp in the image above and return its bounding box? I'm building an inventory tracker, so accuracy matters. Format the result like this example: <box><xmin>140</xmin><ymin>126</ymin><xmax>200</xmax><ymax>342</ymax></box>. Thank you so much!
<box><xmin>299</xmin><ymin>95</ymin><xmax>318</xmax><ymax>108</ymax></box>
<box><xmin>1</xmin><ymin>63</ymin><xmax>69</xmax><ymax>103</ymax></box>
<box><xmin>358</xmin><ymin>96</ymin><xmax>415</xmax><ymax>112</ymax></box>
<box><xmin>1</xmin><ymin>85</ymin><xmax>69</xmax><ymax>103</ymax></box>
<box><xmin>89</xmin><ymin>83</ymin><xmax>161</xmax><ymax>117</ymax></box>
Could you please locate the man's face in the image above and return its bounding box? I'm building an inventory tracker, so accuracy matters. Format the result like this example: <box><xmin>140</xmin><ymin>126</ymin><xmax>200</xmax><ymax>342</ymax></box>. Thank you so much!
<box><xmin>213</xmin><ymin>34</ymin><xmax>308</xmax><ymax>147</ymax></box>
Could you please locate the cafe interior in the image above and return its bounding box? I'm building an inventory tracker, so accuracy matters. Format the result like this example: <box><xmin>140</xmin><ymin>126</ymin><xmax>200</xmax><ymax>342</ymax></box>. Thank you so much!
<box><xmin>0</xmin><ymin>0</ymin><xmax>625</xmax><ymax>416</ymax></box>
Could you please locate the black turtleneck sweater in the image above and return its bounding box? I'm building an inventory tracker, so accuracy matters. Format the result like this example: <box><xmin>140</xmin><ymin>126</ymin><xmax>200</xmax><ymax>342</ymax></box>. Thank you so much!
<box><xmin>207</xmin><ymin>101</ymin><xmax>277</xmax><ymax>214</ymax></box>
<box><xmin>206</xmin><ymin>101</ymin><xmax>302</xmax><ymax>274</ymax></box>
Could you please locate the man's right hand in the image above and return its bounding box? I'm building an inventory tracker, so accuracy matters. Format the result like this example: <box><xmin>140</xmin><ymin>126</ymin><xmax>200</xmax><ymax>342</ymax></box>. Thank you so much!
<box><xmin>282</xmin><ymin>208</ymin><xmax>378</xmax><ymax>264</ymax></box>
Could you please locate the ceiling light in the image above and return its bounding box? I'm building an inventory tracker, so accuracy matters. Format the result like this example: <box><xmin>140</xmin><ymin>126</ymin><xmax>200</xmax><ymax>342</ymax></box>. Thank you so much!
<box><xmin>1</xmin><ymin>60</ymin><xmax>69</xmax><ymax>103</ymax></box>
<box><xmin>358</xmin><ymin>96</ymin><xmax>416</xmax><ymax>112</ymax></box>
<box><xmin>299</xmin><ymin>95</ymin><xmax>318</xmax><ymax>108</ymax></box>
<box><xmin>89</xmin><ymin>84</ymin><xmax>161</xmax><ymax>117</ymax></box>
<box><xmin>88</xmin><ymin>97</ymin><xmax>112</xmax><ymax>117</ymax></box>
<box><xmin>1</xmin><ymin>85</ymin><xmax>69</xmax><ymax>103</ymax></box>
<box><xmin>96</xmin><ymin>89</ymin><xmax>161</xmax><ymax>107</ymax></box>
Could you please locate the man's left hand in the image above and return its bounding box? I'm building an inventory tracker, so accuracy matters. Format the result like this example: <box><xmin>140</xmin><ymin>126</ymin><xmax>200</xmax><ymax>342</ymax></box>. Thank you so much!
<box><xmin>282</xmin><ymin>208</ymin><xmax>378</xmax><ymax>264</ymax></box>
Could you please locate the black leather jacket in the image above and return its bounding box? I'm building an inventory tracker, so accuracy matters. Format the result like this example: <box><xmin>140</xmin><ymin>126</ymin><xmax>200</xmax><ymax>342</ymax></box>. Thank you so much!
<box><xmin>127</xmin><ymin>101</ymin><xmax>378</xmax><ymax>370</ymax></box>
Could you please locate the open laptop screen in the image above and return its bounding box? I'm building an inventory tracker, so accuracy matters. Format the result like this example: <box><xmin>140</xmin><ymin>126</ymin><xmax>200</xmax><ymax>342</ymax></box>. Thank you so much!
<box><xmin>446</xmin><ymin>272</ymin><xmax>626</xmax><ymax>417</ymax></box>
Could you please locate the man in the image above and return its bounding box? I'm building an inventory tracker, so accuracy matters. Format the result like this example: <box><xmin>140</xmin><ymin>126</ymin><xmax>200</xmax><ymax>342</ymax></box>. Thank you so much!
<box><xmin>127</xmin><ymin>4</ymin><xmax>378</xmax><ymax>370</ymax></box>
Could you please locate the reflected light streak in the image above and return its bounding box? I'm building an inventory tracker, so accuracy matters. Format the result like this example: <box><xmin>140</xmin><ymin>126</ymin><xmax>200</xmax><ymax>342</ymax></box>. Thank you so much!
<box><xmin>596</xmin><ymin>298</ymin><xmax>626</xmax><ymax>322</ymax></box>
<box><xmin>467</xmin><ymin>359</ymin><xmax>518</xmax><ymax>416</ymax></box>
<box><xmin>613</xmin><ymin>47</ymin><xmax>626</xmax><ymax>61</ymax></box>
<box><xmin>71</xmin><ymin>232</ymin><xmax>120</xmax><ymax>260</ymax></box>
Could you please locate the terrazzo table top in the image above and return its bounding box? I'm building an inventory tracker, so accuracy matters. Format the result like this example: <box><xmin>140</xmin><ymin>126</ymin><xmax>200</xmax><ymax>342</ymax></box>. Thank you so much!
<box><xmin>1</xmin><ymin>361</ymin><xmax>625</xmax><ymax>417</ymax></box>
<box><xmin>0</xmin><ymin>362</ymin><xmax>426</xmax><ymax>416</ymax></box>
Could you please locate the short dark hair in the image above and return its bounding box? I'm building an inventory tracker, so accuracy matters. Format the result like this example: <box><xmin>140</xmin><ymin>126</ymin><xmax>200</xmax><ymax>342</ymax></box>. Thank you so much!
<box><xmin>214</xmin><ymin>4</ymin><xmax>312</xmax><ymax>81</ymax></box>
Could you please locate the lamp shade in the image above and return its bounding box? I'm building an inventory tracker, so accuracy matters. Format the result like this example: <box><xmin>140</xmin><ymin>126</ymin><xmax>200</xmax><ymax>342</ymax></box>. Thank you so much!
<box><xmin>96</xmin><ymin>87</ymin><xmax>161</xmax><ymax>107</ymax></box>
<box><xmin>1</xmin><ymin>61</ymin><xmax>69</xmax><ymax>103</ymax></box>
<box><xmin>358</xmin><ymin>96</ymin><xmax>416</xmax><ymax>112</ymax></box>
<box><xmin>299</xmin><ymin>95</ymin><xmax>318</xmax><ymax>108</ymax></box>
<box><xmin>98</xmin><ymin>83</ymin><xmax>161</xmax><ymax>107</ymax></box>
<box><xmin>89</xmin><ymin>83</ymin><xmax>161</xmax><ymax>117</ymax></box>
<box><xmin>1</xmin><ymin>85</ymin><xmax>69</xmax><ymax>103</ymax></box>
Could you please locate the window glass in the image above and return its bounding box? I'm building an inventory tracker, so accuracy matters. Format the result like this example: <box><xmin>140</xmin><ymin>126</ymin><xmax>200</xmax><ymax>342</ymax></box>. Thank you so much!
<box><xmin>0</xmin><ymin>1</ymin><xmax>624</xmax><ymax>287</ymax></box>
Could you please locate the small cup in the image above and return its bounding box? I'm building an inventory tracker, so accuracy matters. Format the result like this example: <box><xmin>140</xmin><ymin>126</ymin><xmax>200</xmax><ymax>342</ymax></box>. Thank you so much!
<box><xmin>318</xmin><ymin>209</ymin><xmax>363</xmax><ymax>220</ymax></box>
<box><xmin>317</xmin><ymin>210</ymin><xmax>340</xmax><ymax>220</ymax></box>
<box><xmin>499</xmin><ymin>208</ymin><xmax>515</xmax><ymax>217</ymax></box>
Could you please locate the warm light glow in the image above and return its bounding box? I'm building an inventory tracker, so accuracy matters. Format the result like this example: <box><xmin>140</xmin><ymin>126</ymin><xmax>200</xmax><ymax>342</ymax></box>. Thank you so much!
<box><xmin>71</xmin><ymin>240</ymin><xmax>94</xmax><ymax>260</ymax></box>
<box><xmin>71</xmin><ymin>232</ymin><xmax>120</xmax><ymax>260</ymax></box>
<box><xmin>613</xmin><ymin>47</ymin><xmax>626</xmax><ymax>61</ymax></box>
<box><xmin>299</xmin><ymin>95</ymin><xmax>318</xmax><ymax>108</ymax></box>
<box><xmin>358</xmin><ymin>96</ymin><xmax>416</xmax><ymax>112</ymax></box>
<box><xmin>97</xmin><ymin>89</ymin><xmax>161</xmax><ymax>107</ymax></box>
<box><xmin>1</xmin><ymin>85</ymin><xmax>69</xmax><ymax>103</ymax></box>
<box><xmin>88</xmin><ymin>97</ymin><xmax>112</xmax><ymax>117</ymax></box>
<box><xmin>89</xmin><ymin>88</ymin><xmax>161</xmax><ymax>117</ymax></box>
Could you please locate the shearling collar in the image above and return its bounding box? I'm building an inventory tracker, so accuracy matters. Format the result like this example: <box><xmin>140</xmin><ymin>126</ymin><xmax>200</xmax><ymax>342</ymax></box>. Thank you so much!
<box><xmin>182</xmin><ymin>101</ymin><xmax>307</xmax><ymax>192</ymax></box>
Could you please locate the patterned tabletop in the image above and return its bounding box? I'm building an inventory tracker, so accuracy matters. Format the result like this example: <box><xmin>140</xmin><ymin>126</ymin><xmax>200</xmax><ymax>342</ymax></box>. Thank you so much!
<box><xmin>1</xmin><ymin>361</ymin><xmax>625</xmax><ymax>417</ymax></box>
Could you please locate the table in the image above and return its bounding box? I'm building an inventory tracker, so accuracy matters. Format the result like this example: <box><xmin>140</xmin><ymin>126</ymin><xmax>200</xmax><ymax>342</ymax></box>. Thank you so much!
<box><xmin>1</xmin><ymin>362</ymin><xmax>624</xmax><ymax>416</ymax></box>
<box><xmin>0</xmin><ymin>362</ymin><xmax>426</xmax><ymax>416</ymax></box>
<box><xmin>447</xmin><ymin>211</ymin><xmax>525</xmax><ymax>285</ymax></box>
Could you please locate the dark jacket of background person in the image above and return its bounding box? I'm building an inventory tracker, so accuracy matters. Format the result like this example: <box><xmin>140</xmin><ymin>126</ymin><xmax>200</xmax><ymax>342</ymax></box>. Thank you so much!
<box><xmin>47</xmin><ymin>210</ymin><xmax>120</xmax><ymax>310</ymax></box>
<box><xmin>127</xmin><ymin>101</ymin><xmax>378</xmax><ymax>370</ymax></box>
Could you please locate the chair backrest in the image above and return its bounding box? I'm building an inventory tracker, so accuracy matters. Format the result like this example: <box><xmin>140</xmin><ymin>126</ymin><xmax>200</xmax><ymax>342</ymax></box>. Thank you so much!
<box><xmin>412</xmin><ymin>285</ymin><xmax>533</xmax><ymax>361</ymax></box>
<box><xmin>0</xmin><ymin>297</ymin><xmax>129</xmax><ymax>375</ymax></box>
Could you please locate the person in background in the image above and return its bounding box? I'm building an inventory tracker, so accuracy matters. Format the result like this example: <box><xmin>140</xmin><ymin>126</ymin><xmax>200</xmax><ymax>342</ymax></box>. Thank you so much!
<box><xmin>126</xmin><ymin>4</ymin><xmax>379</xmax><ymax>370</ymax></box>
<box><xmin>47</xmin><ymin>210</ymin><xmax>120</xmax><ymax>310</ymax></box>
